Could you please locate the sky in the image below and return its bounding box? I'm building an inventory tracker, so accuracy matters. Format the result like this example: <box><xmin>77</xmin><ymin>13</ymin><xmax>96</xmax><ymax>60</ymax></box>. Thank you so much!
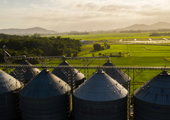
<box><xmin>0</xmin><ymin>0</ymin><xmax>170</xmax><ymax>32</ymax></box>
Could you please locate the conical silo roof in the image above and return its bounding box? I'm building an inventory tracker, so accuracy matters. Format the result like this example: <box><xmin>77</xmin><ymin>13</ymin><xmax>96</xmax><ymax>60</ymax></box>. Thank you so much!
<box><xmin>0</xmin><ymin>69</ymin><xmax>22</xmax><ymax>93</ymax></box>
<box><xmin>20</xmin><ymin>69</ymin><xmax>70</xmax><ymax>98</ymax></box>
<box><xmin>134</xmin><ymin>71</ymin><xmax>170</xmax><ymax>120</ymax></box>
<box><xmin>134</xmin><ymin>71</ymin><xmax>170</xmax><ymax>105</ymax></box>
<box><xmin>74</xmin><ymin>69</ymin><xmax>128</xmax><ymax>101</ymax></box>
<box><xmin>102</xmin><ymin>61</ymin><xmax>130</xmax><ymax>89</ymax></box>
<box><xmin>102</xmin><ymin>60</ymin><xmax>130</xmax><ymax>84</ymax></box>
<box><xmin>73</xmin><ymin>70</ymin><xmax>128</xmax><ymax>120</ymax></box>
<box><xmin>0</xmin><ymin>69</ymin><xmax>22</xmax><ymax>120</ymax></box>
<box><xmin>20</xmin><ymin>69</ymin><xmax>71</xmax><ymax>120</ymax></box>
<box><xmin>52</xmin><ymin>60</ymin><xmax>85</xmax><ymax>87</ymax></box>
<box><xmin>10</xmin><ymin>60</ymin><xmax>41</xmax><ymax>84</ymax></box>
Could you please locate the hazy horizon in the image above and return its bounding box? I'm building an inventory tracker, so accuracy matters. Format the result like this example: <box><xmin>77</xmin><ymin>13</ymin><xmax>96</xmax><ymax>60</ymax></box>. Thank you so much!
<box><xmin>1</xmin><ymin>0</ymin><xmax>170</xmax><ymax>32</ymax></box>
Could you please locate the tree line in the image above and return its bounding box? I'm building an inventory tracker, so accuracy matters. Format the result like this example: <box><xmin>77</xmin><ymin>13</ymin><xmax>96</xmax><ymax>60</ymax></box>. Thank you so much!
<box><xmin>0</xmin><ymin>33</ymin><xmax>82</xmax><ymax>62</ymax></box>
<box><xmin>149</xmin><ymin>32</ymin><xmax>170</xmax><ymax>36</ymax></box>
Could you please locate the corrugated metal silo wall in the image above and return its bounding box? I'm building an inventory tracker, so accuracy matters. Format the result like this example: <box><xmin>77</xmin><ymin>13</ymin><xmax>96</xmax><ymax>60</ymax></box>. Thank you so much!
<box><xmin>134</xmin><ymin>97</ymin><xmax>170</xmax><ymax>120</ymax></box>
<box><xmin>0</xmin><ymin>89</ymin><xmax>21</xmax><ymax>120</ymax></box>
<box><xmin>73</xmin><ymin>96</ymin><xmax>127</xmax><ymax>120</ymax></box>
<box><xmin>20</xmin><ymin>94</ymin><xmax>71</xmax><ymax>120</ymax></box>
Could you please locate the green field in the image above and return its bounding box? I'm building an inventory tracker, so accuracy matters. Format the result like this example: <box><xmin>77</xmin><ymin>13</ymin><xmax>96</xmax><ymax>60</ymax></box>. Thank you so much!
<box><xmin>44</xmin><ymin>32</ymin><xmax>170</xmax><ymax>41</ymax></box>
<box><xmin>41</xmin><ymin>32</ymin><xmax>170</xmax><ymax>93</ymax></box>
<box><xmin>6</xmin><ymin>33</ymin><xmax>170</xmax><ymax>93</ymax></box>
<box><xmin>47</xmin><ymin>44</ymin><xmax>170</xmax><ymax>93</ymax></box>
<box><xmin>79</xmin><ymin>44</ymin><xmax>170</xmax><ymax>66</ymax></box>
<box><xmin>4</xmin><ymin>43</ymin><xmax>169</xmax><ymax>93</ymax></box>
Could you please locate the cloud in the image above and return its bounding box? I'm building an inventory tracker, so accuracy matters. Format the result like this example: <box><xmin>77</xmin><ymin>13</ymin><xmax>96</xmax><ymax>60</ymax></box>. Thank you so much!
<box><xmin>133</xmin><ymin>3</ymin><xmax>170</xmax><ymax>18</ymax></box>
<box><xmin>30</xmin><ymin>4</ymin><xmax>38</xmax><ymax>8</ymax></box>
<box><xmin>1</xmin><ymin>0</ymin><xmax>170</xmax><ymax>32</ymax></box>
<box><xmin>72</xmin><ymin>2</ymin><xmax>99</xmax><ymax>11</ymax></box>
<box><xmin>136</xmin><ymin>10</ymin><xmax>170</xmax><ymax>17</ymax></box>
<box><xmin>4</xmin><ymin>0</ymin><xmax>7</xmax><ymax>4</ymax></box>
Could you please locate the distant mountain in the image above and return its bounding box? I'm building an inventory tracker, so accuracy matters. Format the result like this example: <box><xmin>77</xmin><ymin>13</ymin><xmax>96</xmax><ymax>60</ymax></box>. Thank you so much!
<box><xmin>118</xmin><ymin>22</ymin><xmax>170</xmax><ymax>31</ymax></box>
<box><xmin>0</xmin><ymin>27</ymin><xmax>57</xmax><ymax>35</ymax></box>
<box><xmin>149</xmin><ymin>22</ymin><xmax>170</xmax><ymax>29</ymax></box>
<box><xmin>119</xmin><ymin>24</ymin><xmax>149</xmax><ymax>31</ymax></box>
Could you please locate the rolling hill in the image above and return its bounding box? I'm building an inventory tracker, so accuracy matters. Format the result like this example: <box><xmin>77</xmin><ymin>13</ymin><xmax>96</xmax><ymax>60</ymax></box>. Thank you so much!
<box><xmin>119</xmin><ymin>22</ymin><xmax>170</xmax><ymax>31</ymax></box>
<box><xmin>0</xmin><ymin>27</ymin><xmax>57</xmax><ymax>35</ymax></box>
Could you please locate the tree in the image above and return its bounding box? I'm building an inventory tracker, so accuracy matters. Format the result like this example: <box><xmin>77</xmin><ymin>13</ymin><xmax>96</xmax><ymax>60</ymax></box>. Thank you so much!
<box><xmin>65</xmin><ymin>49</ymin><xmax>72</xmax><ymax>57</ymax></box>
<box><xmin>98</xmin><ymin>53</ymin><xmax>102</xmax><ymax>56</ymax></box>
<box><xmin>101</xmin><ymin>46</ymin><xmax>105</xmax><ymax>50</ymax></box>
<box><xmin>73</xmin><ymin>50</ymin><xmax>79</xmax><ymax>57</ymax></box>
<box><xmin>104</xmin><ymin>42</ymin><xmax>110</xmax><ymax>49</ymax></box>
<box><xmin>0</xmin><ymin>34</ymin><xmax>82</xmax><ymax>62</ymax></box>
<box><xmin>93</xmin><ymin>43</ymin><xmax>101</xmax><ymax>51</ymax></box>
<box><xmin>119</xmin><ymin>52</ymin><xmax>121</xmax><ymax>57</ymax></box>
<box><xmin>31</xmin><ymin>33</ymin><xmax>40</xmax><ymax>38</ymax></box>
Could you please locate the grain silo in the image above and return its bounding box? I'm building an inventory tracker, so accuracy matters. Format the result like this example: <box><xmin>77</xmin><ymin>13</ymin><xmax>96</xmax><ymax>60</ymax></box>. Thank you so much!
<box><xmin>73</xmin><ymin>69</ymin><xmax>128</xmax><ymax>120</ymax></box>
<box><xmin>52</xmin><ymin>60</ymin><xmax>85</xmax><ymax>88</ymax></box>
<box><xmin>134</xmin><ymin>71</ymin><xmax>170</xmax><ymax>120</ymax></box>
<box><xmin>20</xmin><ymin>69</ymin><xmax>71</xmax><ymax>120</ymax></box>
<box><xmin>10</xmin><ymin>60</ymin><xmax>41</xmax><ymax>84</ymax></box>
<box><xmin>0</xmin><ymin>69</ymin><xmax>22</xmax><ymax>120</ymax></box>
<box><xmin>102</xmin><ymin>60</ymin><xmax>131</xmax><ymax>89</ymax></box>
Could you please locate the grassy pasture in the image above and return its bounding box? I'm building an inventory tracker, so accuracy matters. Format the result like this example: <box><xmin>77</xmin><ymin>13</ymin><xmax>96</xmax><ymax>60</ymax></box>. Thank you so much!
<box><xmin>79</xmin><ymin>44</ymin><xmax>170</xmax><ymax>58</ymax></box>
<box><xmin>48</xmin><ymin>58</ymin><xmax>164</xmax><ymax>93</ymax></box>
<box><xmin>4</xmin><ymin>32</ymin><xmax>170</xmax><ymax>93</ymax></box>
<box><xmin>44</xmin><ymin>32</ymin><xmax>170</xmax><ymax>41</ymax></box>
<box><xmin>5</xmin><ymin>43</ymin><xmax>165</xmax><ymax>93</ymax></box>
<box><xmin>26</xmin><ymin>43</ymin><xmax>170</xmax><ymax>93</ymax></box>
<box><xmin>48</xmin><ymin>44</ymin><xmax>170</xmax><ymax>93</ymax></box>
<box><xmin>43</xmin><ymin>32</ymin><xmax>170</xmax><ymax>92</ymax></box>
<box><xmin>20</xmin><ymin>31</ymin><xmax>170</xmax><ymax>92</ymax></box>
<box><xmin>49</xmin><ymin>44</ymin><xmax>170</xmax><ymax>70</ymax></box>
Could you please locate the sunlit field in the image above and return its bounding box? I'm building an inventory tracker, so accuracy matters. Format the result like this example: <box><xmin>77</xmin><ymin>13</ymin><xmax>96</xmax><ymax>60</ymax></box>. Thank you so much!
<box><xmin>44</xmin><ymin>32</ymin><xmax>170</xmax><ymax>41</ymax></box>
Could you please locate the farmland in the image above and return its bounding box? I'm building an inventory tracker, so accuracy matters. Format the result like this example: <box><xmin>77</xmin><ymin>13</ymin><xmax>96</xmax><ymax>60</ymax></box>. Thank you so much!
<box><xmin>4</xmin><ymin>32</ymin><xmax>170</xmax><ymax>92</ymax></box>
<box><xmin>44</xmin><ymin>32</ymin><xmax>170</xmax><ymax>41</ymax></box>
<box><xmin>78</xmin><ymin>44</ymin><xmax>170</xmax><ymax>66</ymax></box>
<box><xmin>45</xmin><ymin>31</ymin><xmax>170</xmax><ymax>92</ymax></box>
<box><xmin>47</xmin><ymin>43</ymin><xmax>170</xmax><ymax>92</ymax></box>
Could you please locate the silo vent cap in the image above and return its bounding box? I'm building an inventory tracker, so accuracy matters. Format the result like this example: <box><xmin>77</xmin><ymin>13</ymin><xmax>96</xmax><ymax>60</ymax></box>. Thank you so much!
<box><xmin>97</xmin><ymin>69</ymin><xmax>104</xmax><ymax>74</ymax></box>
<box><xmin>160</xmin><ymin>71</ymin><xmax>168</xmax><ymax>75</ymax></box>
<box><xmin>107</xmin><ymin>60</ymin><xmax>111</xmax><ymax>63</ymax></box>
